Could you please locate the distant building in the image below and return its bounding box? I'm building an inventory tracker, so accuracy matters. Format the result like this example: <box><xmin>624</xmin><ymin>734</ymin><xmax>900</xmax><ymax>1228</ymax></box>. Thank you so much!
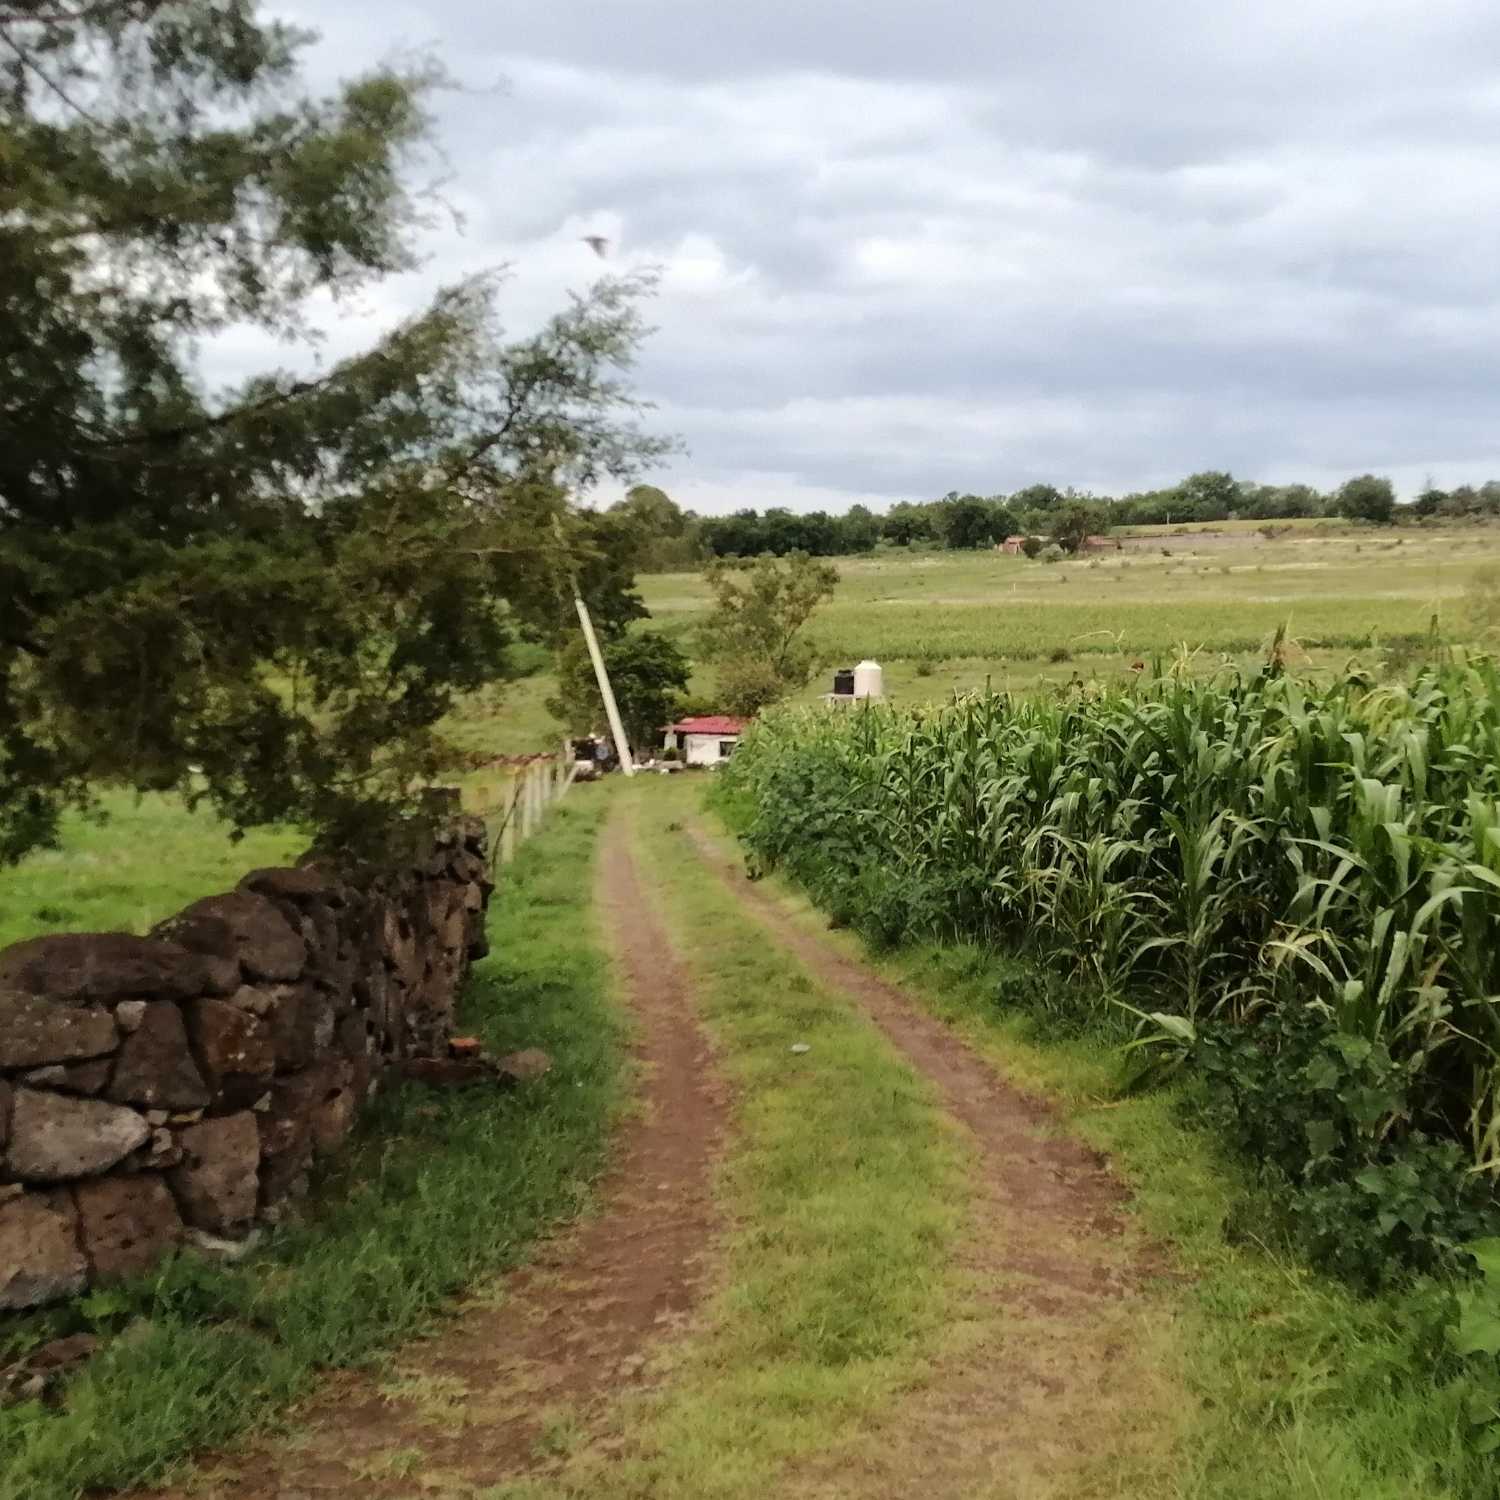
<box><xmin>998</xmin><ymin>535</ymin><xmax>1029</xmax><ymax>555</ymax></box>
<box><xmin>663</xmin><ymin>715</ymin><xmax>749</xmax><ymax>767</ymax></box>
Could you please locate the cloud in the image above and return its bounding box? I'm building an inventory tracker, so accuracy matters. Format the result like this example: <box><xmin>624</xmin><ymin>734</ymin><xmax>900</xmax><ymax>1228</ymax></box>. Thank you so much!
<box><xmin>247</xmin><ymin>1</ymin><xmax>1500</xmax><ymax>508</ymax></box>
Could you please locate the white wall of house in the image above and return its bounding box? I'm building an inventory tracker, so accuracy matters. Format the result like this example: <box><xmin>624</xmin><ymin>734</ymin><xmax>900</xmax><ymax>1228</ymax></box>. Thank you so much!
<box><xmin>680</xmin><ymin>732</ymin><xmax>738</xmax><ymax>767</ymax></box>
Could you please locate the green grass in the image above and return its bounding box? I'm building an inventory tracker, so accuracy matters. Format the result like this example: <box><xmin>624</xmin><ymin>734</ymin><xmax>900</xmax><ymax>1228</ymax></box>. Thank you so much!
<box><xmin>522</xmin><ymin>776</ymin><xmax>970</xmax><ymax>1498</ymax></box>
<box><xmin>0</xmin><ymin>789</ymin><xmax>302</xmax><ymax>949</ymax></box>
<box><xmin>638</xmin><ymin>522</ymin><xmax>1500</xmax><ymax>663</ymax></box>
<box><xmin>0</xmin><ymin>796</ymin><xmax>625</xmax><ymax>1500</ymax></box>
<box><xmin>779</xmin><ymin>645</ymin><xmax>1368</xmax><ymax>706</ymax></box>
<box><xmin>440</xmin><ymin>666</ymin><xmax>568</xmax><ymax>762</ymax></box>
<box><xmin>1113</xmin><ymin>516</ymin><xmax>1353</xmax><ymax>536</ymax></box>
<box><xmin>0</xmin><ymin>665</ymin><xmax>565</xmax><ymax>951</ymax></box>
<box><xmin>691</xmin><ymin>810</ymin><xmax>1489</xmax><ymax>1499</ymax></box>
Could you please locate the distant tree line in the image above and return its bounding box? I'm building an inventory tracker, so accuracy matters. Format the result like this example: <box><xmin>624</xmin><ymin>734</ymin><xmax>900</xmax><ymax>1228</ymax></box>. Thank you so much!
<box><xmin>612</xmin><ymin>471</ymin><xmax>1500</xmax><ymax>571</ymax></box>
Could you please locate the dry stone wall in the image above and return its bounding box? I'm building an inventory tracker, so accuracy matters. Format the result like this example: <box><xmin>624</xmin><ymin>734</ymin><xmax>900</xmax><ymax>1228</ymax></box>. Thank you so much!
<box><xmin>0</xmin><ymin>818</ymin><xmax>492</xmax><ymax>1309</ymax></box>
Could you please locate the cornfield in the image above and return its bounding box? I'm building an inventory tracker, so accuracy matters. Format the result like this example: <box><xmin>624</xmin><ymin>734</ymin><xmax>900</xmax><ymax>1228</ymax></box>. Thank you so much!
<box><xmin>722</xmin><ymin>653</ymin><xmax>1500</xmax><ymax>1175</ymax></box>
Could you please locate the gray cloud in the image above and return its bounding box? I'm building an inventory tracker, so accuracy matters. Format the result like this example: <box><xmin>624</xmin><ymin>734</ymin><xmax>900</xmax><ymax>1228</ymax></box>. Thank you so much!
<box><xmin>253</xmin><ymin>1</ymin><xmax>1500</xmax><ymax>509</ymax></box>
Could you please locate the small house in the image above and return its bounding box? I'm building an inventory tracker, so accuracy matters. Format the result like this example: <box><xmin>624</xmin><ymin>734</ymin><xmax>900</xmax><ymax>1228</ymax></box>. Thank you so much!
<box><xmin>998</xmin><ymin>535</ymin><xmax>1029</xmax><ymax>555</ymax></box>
<box><xmin>664</xmin><ymin>715</ymin><xmax>749</xmax><ymax>767</ymax></box>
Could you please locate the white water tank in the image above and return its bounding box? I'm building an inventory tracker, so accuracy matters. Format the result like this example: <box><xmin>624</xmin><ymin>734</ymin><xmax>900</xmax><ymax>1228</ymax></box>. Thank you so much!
<box><xmin>852</xmin><ymin>660</ymin><xmax>884</xmax><ymax>699</ymax></box>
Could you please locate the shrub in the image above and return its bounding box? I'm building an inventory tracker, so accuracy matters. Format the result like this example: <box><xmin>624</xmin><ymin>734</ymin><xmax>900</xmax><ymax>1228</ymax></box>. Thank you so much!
<box><xmin>1191</xmin><ymin>1008</ymin><xmax>1496</xmax><ymax>1288</ymax></box>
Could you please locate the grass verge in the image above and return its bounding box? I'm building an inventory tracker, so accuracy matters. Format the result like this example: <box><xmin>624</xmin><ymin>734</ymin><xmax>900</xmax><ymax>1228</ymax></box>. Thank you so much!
<box><xmin>514</xmin><ymin>777</ymin><xmax>969</xmax><ymax>1499</ymax></box>
<box><xmin>688</xmin><ymin>807</ymin><xmax>1488</xmax><ymax>1500</ymax></box>
<box><xmin>0</xmin><ymin>795</ymin><xmax>624</xmax><ymax>1500</ymax></box>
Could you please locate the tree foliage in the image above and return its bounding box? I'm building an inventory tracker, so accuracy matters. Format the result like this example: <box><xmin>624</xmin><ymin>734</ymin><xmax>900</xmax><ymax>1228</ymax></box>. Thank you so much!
<box><xmin>937</xmin><ymin>494</ymin><xmax>1009</xmax><ymax>550</ymax></box>
<box><xmin>607</xmin><ymin>485</ymin><xmax>704</xmax><ymax>571</ymax></box>
<box><xmin>546</xmin><ymin>630</ymin><xmax>690</xmax><ymax>753</ymax></box>
<box><xmin>699</xmin><ymin>553</ymin><xmax>838</xmax><ymax>716</ymax></box>
<box><xmin>880</xmin><ymin>501</ymin><xmax>937</xmax><ymax>547</ymax></box>
<box><xmin>1048</xmin><ymin>499</ymin><xmax>1107</xmax><ymax>554</ymax></box>
<box><xmin>0</xmin><ymin>0</ymin><xmax>669</xmax><ymax>861</ymax></box>
<box><xmin>698</xmin><ymin>507</ymin><xmax>878</xmax><ymax>558</ymax></box>
<box><xmin>1008</xmin><ymin>483</ymin><xmax>1063</xmax><ymax>514</ymax></box>
<box><xmin>1337</xmin><ymin>474</ymin><xmax>1398</xmax><ymax>525</ymax></box>
<box><xmin>663</xmin><ymin>469</ymin><xmax>1500</xmax><ymax>572</ymax></box>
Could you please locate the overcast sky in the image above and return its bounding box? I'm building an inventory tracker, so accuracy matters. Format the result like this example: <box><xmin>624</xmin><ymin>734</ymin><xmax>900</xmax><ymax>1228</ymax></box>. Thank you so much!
<box><xmin>263</xmin><ymin>1</ymin><xmax>1500</xmax><ymax>513</ymax></box>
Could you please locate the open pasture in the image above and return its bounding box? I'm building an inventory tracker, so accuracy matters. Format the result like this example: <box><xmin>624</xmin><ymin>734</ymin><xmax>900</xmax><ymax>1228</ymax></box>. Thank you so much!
<box><xmin>639</xmin><ymin>523</ymin><xmax>1500</xmax><ymax>664</ymax></box>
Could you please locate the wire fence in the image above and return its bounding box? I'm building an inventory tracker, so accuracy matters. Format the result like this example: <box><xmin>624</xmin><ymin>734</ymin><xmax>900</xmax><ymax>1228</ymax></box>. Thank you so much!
<box><xmin>472</xmin><ymin>751</ymin><xmax>581</xmax><ymax>878</ymax></box>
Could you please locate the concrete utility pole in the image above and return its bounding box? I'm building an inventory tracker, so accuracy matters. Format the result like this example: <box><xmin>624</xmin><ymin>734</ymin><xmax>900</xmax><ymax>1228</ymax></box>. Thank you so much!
<box><xmin>573</xmin><ymin>591</ymin><xmax>636</xmax><ymax>777</ymax></box>
<box><xmin>551</xmin><ymin>508</ymin><xmax>635</xmax><ymax>777</ymax></box>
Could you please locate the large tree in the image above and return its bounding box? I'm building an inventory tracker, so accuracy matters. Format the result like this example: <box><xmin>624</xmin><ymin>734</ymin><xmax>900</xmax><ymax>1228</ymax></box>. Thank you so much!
<box><xmin>1049</xmin><ymin>498</ymin><xmax>1108</xmax><ymax>554</ymax></box>
<box><xmin>608</xmin><ymin>485</ymin><xmax>703</xmax><ymax>571</ymax></box>
<box><xmin>881</xmin><ymin>501</ymin><xmax>936</xmax><ymax>547</ymax></box>
<box><xmin>0</xmin><ymin>0</ymin><xmax>668</xmax><ymax>862</ymax></box>
<box><xmin>938</xmin><ymin>494</ymin><xmax>1006</xmax><ymax>550</ymax></box>
<box><xmin>699</xmin><ymin>553</ymin><xmax>838</xmax><ymax>716</ymax></box>
<box><xmin>1336</xmin><ymin>474</ymin><xmax>1397</xmax><ymax>525</ymax></box>
<box><xmin>546</xmin><ymin>630</ymin><xmax>690</xmax><ymax>755</ymax></box>
<box><xmin>1008</xmin><ymin>483</ymin><xmax>1063</xmax><ymax>514</ymax></box>
<box><xmin>836</xmin><ymin>503</ymin><xmax>880</xmax><ymax>554</ymax></box>
<box><xmin>1174</xmin><ymin>471</ymin><xmax>1241</xmax><ymax>520</ymax></box>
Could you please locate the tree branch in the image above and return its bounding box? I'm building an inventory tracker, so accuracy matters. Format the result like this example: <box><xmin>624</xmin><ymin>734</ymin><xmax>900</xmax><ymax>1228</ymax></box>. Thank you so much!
<box><xmin>0</xmin><ymin>26</ymin><xmax>108</xmax><ymax>127</ymax></box>
<box><xmin>0</xmin><ymin>0</ymin><xmax>158</xmax><ymax>23</ymax></box>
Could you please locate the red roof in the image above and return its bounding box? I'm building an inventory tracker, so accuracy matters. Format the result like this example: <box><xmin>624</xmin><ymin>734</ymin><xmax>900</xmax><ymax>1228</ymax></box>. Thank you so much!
<box><xmin>667</xmin><ymin>715</ymin><xmax>749</xmax><ymax>736</ymax></box>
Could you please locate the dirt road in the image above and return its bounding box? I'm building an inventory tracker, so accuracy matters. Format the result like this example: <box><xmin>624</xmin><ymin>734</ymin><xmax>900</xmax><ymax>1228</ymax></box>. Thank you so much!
<box><xmin>146</xmin><ymin>817</ymin><xmax>728</xmax><ymax>1499</ymax></box>
<box><xmin>680</xmin><ymin>816</ymin><xmax>1172</xmax><ymax>1498</ymax></box>
<box><xmin>145</xmin><ymin>794</ymin><xmax>1172</xmax><ymax>1499</ymax></box>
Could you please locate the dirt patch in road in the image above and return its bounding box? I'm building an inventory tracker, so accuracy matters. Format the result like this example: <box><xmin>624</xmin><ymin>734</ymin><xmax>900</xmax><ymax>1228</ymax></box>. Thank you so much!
<box><xmin>143</xmin><ymin>816</ymin><xmax>728</xmax><ymax>1500</ymax></box>
<box><xmin>685</xmin><ymin>820</ymin><xmax>1183</xmax><ymax>1499</ymax></box>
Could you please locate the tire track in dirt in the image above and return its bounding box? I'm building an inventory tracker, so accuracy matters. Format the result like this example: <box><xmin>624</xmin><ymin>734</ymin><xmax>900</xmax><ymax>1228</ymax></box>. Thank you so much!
<box><xmin>145</xmin><ymin>814</ymin><xmax>728</xmax><ymax>1500</ymax></box>
<box><xmin>683</xmin><ymin>819</ymin><xmax>1182</xmax><ymax>1499</ymax></box>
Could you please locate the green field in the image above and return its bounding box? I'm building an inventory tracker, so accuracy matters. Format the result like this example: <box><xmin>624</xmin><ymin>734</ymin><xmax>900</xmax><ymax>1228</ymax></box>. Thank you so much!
<box><xmin>3</xmin><ymin>522</ymin><xmax>1497</xmax><ymax>948</ymax></box>
<box><xmin>1111</xmin><ymin>516</ymin><xmax>1352</xmax><ymax>537</ymax></box>
<box><xmin>0</xmin><ymin>791</ymin><xmax>302</xmax><ymax>950</ymax></box>
<box><xmin>639</xmin><ymin>523</ymin><xmax>1500</xmax><ymax>664</ymax></box>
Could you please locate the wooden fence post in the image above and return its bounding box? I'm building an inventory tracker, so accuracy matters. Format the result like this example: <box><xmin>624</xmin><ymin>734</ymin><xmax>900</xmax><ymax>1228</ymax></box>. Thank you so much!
<box><xmin>500</xmin><ymin>775</ymin><xmax>518</xmax><ymax>864</ymax></box>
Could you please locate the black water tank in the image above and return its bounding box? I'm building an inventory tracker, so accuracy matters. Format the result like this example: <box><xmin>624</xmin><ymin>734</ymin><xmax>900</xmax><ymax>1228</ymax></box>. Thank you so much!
<box><xmin>832</xmin><ymin>667</ymin><xmax>855</xmax><ymax>695</ymax></box>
